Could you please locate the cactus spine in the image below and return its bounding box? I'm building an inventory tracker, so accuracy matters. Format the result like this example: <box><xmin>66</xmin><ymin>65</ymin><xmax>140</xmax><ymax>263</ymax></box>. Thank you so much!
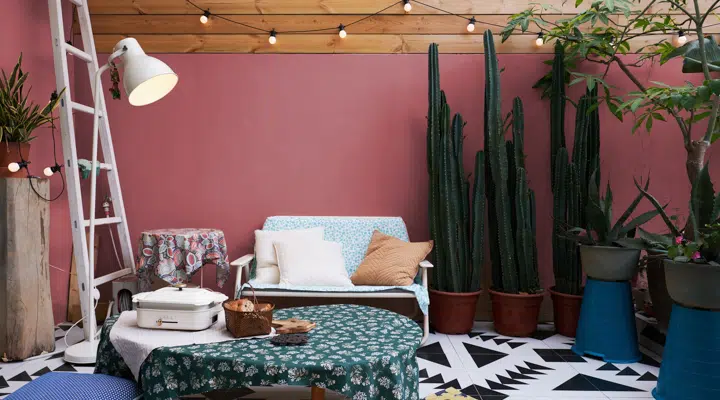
<box><xmin>426</xmin><ymin>43</ymin><xmax>484</xmax><ymax>293</ymax></box>
<box><xmin>549</xmin><ymin>41</ymin><xmax>600</xmax><ymax>295</ymax></box>
<box><xmin>484</xmin><ymin>31</ymin><xmax>540</xmax><ymax>294</ymax></box>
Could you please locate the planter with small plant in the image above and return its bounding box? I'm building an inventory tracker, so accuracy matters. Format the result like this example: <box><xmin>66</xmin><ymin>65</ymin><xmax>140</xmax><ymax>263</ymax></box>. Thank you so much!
<box><xmin>426</xmin><ymin>43</ymin><xmax>485</xmax><ymax>334</ymax></box>
<box><xmin>482</xmin><ymin>31</ymin><xmax>544</xmax><ymax>337</ymax></box>
<box><xmin>565</xmin><ymin>174</ymin><xmax>660</xmax><ymax>282</ymax></box>
<box><xmin>0</xmin><ymin>54</ymin><xmax>63</xmax><ymax>178</ymax></box>
<box><xmin>638</xmin><ymin>164</ymin><xmax>720</xmax><ymax>310</ymax></box>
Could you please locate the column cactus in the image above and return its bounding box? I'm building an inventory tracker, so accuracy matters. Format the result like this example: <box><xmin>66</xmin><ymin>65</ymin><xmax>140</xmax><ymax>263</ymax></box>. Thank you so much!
<box><xmin>484</xmin><ymin>30</ymin><xmax>540</xmax><ymax>294</ymax></box>
<box><xmin>426</xmin><ymin>43</ymin><xmax>484</xmax><ymax>293</ymax></box>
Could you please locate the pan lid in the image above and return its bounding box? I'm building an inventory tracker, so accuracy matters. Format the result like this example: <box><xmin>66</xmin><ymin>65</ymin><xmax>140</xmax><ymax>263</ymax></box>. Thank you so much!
<box><xmin>132</xmin><ymin>286</ymin><xmax>228</xmax><ymax>307</ymax></box>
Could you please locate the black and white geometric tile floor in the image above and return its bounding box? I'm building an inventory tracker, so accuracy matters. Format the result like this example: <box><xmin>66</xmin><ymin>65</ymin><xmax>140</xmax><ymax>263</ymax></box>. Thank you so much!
<box><xmin>0</xmin><ymin>322</ymin><xmax>662</xmax><ymax>399</ymax></box>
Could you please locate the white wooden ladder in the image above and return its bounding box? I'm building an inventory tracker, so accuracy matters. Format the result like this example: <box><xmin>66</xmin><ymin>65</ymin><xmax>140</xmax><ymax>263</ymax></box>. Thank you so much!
<box><xmin>47</xmin><ymin>0</ymin><xmax>135</xmax><ymax>349</ymax></box>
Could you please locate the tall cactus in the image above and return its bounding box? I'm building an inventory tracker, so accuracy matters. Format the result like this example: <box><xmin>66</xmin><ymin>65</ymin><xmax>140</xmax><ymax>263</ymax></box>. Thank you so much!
<box><xmin>484</xmin><ymin>31</ymin><xmax>540</xmax><ymax>294</ymax></box>
<box><xmin>426</xmin><ymin>43</ymin><xmax>485</xmax><ymax>293</ymax></box>
<box><xmin>549</xmin><ymin>41</ymin><xmax>600</xmax><ymax>295</ymax></box>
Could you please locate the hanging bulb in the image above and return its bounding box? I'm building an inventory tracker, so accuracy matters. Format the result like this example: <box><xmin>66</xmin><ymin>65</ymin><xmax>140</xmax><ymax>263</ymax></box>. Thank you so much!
<box><xmin>338</xmin><ymin>24</ymin><xmax>347</xmax><ymax>39</ymax></box>
<box><xmin>403</xmin><ymin>0</ymin><xmax>412</xmax><ymax>12</ymax></box>
<box><xmin>466</xmin><ymin>17</ymin><xmax>476</xmax><ymax>32</ymax></box>
<box><xmin>535</xmin><ymin>32</ymin><xmax>545</xmax><ymax>47</ymax></box>
<box><xmin>269</xmin><ymin>30</ymin><xmax>277</xmax><ymax>44</ymax></box>
<box><xmin>7</xmin><ymin>162</ymin><xmax>20</xmax><ymax>173</ymax></box>
<box><xmin>43</xmin><ymin>164</ymin><xmax>62</xmax><ymax>177</ymax></box>
<box><xmin>676</xmin><ymin>30</ymin><xmax>687</xmax><ymax>45</ymax></box>
<box><xmin>200</xmin><ymin>10</ymin><xmax>210</xmax><ymax>24</ymax></box>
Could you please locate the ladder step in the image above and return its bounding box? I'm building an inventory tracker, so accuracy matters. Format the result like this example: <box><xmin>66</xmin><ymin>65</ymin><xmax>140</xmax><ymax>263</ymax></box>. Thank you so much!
<box><xmin>71</xmin><ymin>101</ymin><xmax>100</xmax><ymax>116</ymax></box>
<box><xmin>63</xmin><ymin>42</ymin><xmax>92</xmax><ymax>63</ymax></box>
<box><xmin>67</xmin><ymin>0</ymin><xmax>84</xmax><ymax>6</ymax></box>
<box><xmin>83</xmin><ymin>217</ymin><xmax>122</xmax><ymax>227</ymax></box>
<box><xmin>99</xmin><ymin>163</ymin><xmax>113</xmax><ymax>171</ymax></box>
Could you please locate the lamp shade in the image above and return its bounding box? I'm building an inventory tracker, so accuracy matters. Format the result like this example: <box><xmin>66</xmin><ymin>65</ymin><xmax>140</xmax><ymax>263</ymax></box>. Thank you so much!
<box><xmin>112</xmin><ymin>38</ymin><xmax>178</xmax><ymax>106</ymax></box>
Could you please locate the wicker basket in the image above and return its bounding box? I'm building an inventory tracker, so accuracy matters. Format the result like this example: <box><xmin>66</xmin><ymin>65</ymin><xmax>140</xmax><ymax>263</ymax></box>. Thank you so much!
<box><xmin>223</xmin><ymin>286</ymin><xmax>274</xmax><ymax>338</ymax></box>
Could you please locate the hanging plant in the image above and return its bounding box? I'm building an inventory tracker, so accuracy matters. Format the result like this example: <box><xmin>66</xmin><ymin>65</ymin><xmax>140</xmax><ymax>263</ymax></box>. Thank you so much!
<box><xmin>109</xmin><ymin>62</ymin><xmax>121</xmax><ymax>100</ymax></box>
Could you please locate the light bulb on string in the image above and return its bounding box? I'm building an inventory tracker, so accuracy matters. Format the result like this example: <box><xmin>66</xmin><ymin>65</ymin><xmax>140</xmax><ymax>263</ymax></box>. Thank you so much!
<box><xmin>403</xmin><ymin>0</ymin><xmax>412</xmax><ymax>12</ymax></box>
<box><xmin>269</xmin><ymin>30</ymin><xmax>277</xmax><ymax>44</ymax></box>
<box><xmin>535</xmin><ymin>32</ymin><xmax>544</xmax><ymax>47</ymax></box>
<box><xmin>467</xmin><ymin>17</ymin><xmax>476</xmax><ymax>32</ymax></box>
<box><xmin>7</xmin><ymin>163</ymin><xmax>20</xmax><ymax>173</ymax></box>
<box><xmin>44</xmin><ymin>164</ymin><xmax>62</xmax><ymax>177</ymax></box>
<box><xmin>338</xmin><ymin>24</ymin><xmax>347</xmax><ymax>38</ymax></box>
<box><xmin>676</xmin><ymin>30</ymin><xmax>687</xmax><ymax>46</ymax></box>
<box><xmin>200</xmin><ymin>10</ymin><xmax>210</xmax><ymax>24</ymax></box>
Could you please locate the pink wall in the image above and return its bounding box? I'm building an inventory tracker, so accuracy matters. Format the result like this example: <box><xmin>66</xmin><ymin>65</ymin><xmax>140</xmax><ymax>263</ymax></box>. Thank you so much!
<box><xmin>2</xmin><ymin>0</ymin><xmax>73</xmax><ymax>323</ymax></box>
<box><xmin>4</xmin><ymin>2</ymin><xmax>717</xmax><ymax>321</ymax></box>
<box><xmin>73</xmin><ymin>52</ymin><xmax>719</xmax><ymax>301</ymax></box>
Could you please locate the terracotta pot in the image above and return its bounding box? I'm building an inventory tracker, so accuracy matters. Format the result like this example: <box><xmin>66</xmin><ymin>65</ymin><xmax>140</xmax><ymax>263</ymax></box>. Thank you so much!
<box><xmin>580</xmin><ymin>245</ymin><xmax>641</xmax><ymax>281</ymax></box>
<box><xmin>0</xmin><ymin>142</ymin><xmax>31</xmax><ymax>178</ymax></box>
<box><xmin>549</xmin><ymin>286</ymin><xmax>583</xmax><ymax>337</ymax></box>
<box><xmin>664</xmin><ymin>259</ymin><xmax>720</xmax><ymax>310</ymax></box>
<box><xmin>429</xmin><ymin>288</ymin><xmax>482</xmax><ymax>334</ymax></box>
<box><xmin>646</xmin><ymin>253</ymin><xmax>672</xmax><ymax>331</ymax></box>
<box><xmin>489</xmin><ymin>289</ymin><xmax>544</xmax><ymax>337</ymax></box>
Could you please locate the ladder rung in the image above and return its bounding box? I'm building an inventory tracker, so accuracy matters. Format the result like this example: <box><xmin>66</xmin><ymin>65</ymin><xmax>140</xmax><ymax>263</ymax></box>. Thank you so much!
<box><xmin>83</xmin><ymin>217</ymin><xmax>122</xmax><ymax>227</ymax></box>
<box><xmin>99</xmin><ymin>163</ymin><xmax>113</xmax><ymax>171</ymax></box>
<box><xmin>71</xmin><ymin>101</ymin><xmax>99</xmax><ymax>115</ymax></box>
<box><xmin>63</xmin><ymin>43</ymin><xmax>92</xmax><ymax>63</ymax></box>
<box><xmin>67</xmin><ymin>0</ymin><xmax>84</xmax><ymax>6</ymax></box>
<box><xmin>94</xmin><ymin>268</ymin><xmax>133</xmax><ymax>287</ymax></box>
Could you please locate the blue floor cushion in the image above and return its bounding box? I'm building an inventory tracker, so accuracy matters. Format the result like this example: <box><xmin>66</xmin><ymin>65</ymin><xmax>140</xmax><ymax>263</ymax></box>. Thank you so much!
<box><xmin>6</xmin><ymin>372</ymin><xmax>141</xmax><ymax>400</ymax></box>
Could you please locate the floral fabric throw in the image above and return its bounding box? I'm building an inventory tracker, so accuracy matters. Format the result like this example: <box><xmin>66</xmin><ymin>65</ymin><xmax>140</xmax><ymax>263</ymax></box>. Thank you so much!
<box><xmin>136</xmin><ymin>228</ymin><xmax>230</xmax><ymax>291</ymax></box>
<box><xmin>95</xmin><ymin>304</ymin><xmax>423</xmax><ymax>400</ymax></box>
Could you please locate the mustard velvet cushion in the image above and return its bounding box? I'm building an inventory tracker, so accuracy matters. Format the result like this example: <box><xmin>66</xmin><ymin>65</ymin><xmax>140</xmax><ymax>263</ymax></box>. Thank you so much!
<box><xmin>351</xmin><ymin>230</ymin><xmax>433</xmax><ymax>286</ymax></box>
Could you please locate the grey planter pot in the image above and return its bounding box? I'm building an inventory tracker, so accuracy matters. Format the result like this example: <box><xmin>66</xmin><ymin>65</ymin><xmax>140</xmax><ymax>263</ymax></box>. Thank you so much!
<box><xmin>664</xmin><ymin>259</ymin><xmax>720</xmax><ymax>311</ymax></box>
<box><xmin>580</xmin><ymin>245</ymin><xmax>641</xmax><ymax>281</ymax></box>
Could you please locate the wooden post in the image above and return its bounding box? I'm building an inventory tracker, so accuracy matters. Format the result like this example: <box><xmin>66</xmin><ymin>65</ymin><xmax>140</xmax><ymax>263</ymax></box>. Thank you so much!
<box><xmin>310</xmin><ymin>386</ymin><xmax>325</xmax><ymax>400</ymax></box>
<box><xmin>0</xmin><ymin>178</ymin><xmax>55</xmax><ymax>360</ymax></box>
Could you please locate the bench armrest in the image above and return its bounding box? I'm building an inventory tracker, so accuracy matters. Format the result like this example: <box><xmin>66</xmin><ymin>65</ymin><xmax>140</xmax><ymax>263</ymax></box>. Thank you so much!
<box><xmin>232</xmin><ymin>254</ymin><xmax>255</xmax><ymax>295</ymax></box>
<box><xmin>419</xmin><ymin>260</ymin><xmax>434</xmax><ymax>269</ymax></box>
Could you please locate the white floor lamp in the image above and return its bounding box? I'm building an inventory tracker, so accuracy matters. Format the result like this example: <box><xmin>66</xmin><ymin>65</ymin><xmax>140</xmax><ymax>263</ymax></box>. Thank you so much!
<box><xmin>64</xmin><ymin>38</ymin><xmax>178</xmax><ymax>364</ymax></box>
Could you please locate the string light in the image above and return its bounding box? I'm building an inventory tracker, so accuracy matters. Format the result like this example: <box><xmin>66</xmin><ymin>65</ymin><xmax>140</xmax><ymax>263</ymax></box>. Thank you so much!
<box><xmin>535</xmin><ymin>32</ymin><xmax>544</xmax><ymax>47</ymax></box>
<box><xmin>43</xmin><ymin>164</ymin><xmax>62</xmax><ymax>177</ymax></box>
<box><xmin>7</xmin><ymin>161</ymin><xmax>28</xmax><ymax>173</ymax></box>
<box><xmin>675</xmin><ymin>30</ymin><xmax>687</xmax><ymax>46</ymax></box>
<box><xmin>269</xmin><ymin>30</ymin><xmax>277</xmax><ymax>44</ymax></box>
<box><xmin>466</xmin><ymin>17</ymin><xmax>476</xmax><ymax>32</ymax></box>
<box><xmin>403</xmin><ymin>0</ymin><xmax>412</xmax><ymax>12</ymax></box>
<box><xmin>338</xmin><ymin>24</ymin><xmax>347</xmax><ymax>38</ymax></box>
<box><xmin>200</xmin><ymin>10</ymin><xmax>210</xmax><ymax>24</ymax></box>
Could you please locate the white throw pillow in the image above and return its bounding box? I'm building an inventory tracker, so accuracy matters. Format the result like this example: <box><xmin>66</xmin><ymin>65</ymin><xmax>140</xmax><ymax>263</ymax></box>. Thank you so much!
<box><xmin>274</xmin><ymin>240</ymin><xmax>353</xmax><ymax>287</ymax></box>
<box><xmin>252</xmin><ymin>265</ymin><xmax>280</xmax><ymax>284</ymax></box>
<box><xmin>254</xmin><ymin>227</ymin><xmax>324</xmax><ymax>270</ymax></box>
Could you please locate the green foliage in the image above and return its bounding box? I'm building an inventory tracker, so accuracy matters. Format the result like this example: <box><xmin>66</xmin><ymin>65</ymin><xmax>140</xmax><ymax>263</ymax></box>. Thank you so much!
<box><xmin>484</xmin><ymin>31</ymin><xmax>541</xmax><ymax>294</ymax></box>
<box><xmin>0</xmin><ymin>54</ymin><xmax>63</xmax><ymax>143</ymax></box>
<box><xmin>426</xmin><ymin>43</ymin><xmax>484</xmax><ymax>293</ymax></box>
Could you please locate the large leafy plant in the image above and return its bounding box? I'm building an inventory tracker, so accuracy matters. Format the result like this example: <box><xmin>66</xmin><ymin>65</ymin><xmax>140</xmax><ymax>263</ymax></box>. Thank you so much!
<box><xmin>0</xmin><ymin>54</ymin><xmax>63</xmax><ymax>143</ymax></box>
<box><xmin>503</xmin><ymin>0</ymin><xmax>720</xmax><ymax>239</ymax></box>
<box><xmin>566</xmin><ymin>172</ymin><xmax>660</xmax><ymax>248</ymax></box>
<box><xmin>638</xmin><ymin>163</ymin><xmax>720</xmax><ymax>264</ymax></box>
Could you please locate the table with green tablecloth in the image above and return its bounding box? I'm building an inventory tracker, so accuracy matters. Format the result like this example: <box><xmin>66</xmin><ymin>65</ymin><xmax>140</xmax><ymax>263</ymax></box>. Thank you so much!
<box><xmin>94</xmin><ymin>304</ymin><xmax>423</xmax><ymax>400</ymax></box>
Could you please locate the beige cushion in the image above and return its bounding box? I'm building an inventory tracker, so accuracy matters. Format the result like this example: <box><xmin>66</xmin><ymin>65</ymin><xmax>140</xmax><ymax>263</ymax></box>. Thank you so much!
<box><xmin>274</xmin><ymin>240</ymin><xmax>353</xmax><ymax>287</ymax></box>
<box><xmin>254</xmin><ymin>227</ymin><xmax>324</xmax><ymax>270</ymax></box>
<box><xmin>351</xmin><ymin>230</ymin><xmax>433</xmax><ymax>286</ymax></box>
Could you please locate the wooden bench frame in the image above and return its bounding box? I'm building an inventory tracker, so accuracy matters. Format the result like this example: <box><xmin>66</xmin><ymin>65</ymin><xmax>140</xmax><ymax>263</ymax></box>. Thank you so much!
<box><xmin>231</xmin><ymin>255</ymin><xmax>432</xmax><ymax>344</ymax></box>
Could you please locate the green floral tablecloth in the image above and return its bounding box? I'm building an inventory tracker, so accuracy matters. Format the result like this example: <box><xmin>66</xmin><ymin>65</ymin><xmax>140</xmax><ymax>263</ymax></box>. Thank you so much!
<box><xmin>95</xmin><ymin>304</ymin><xmax>423</xmax><ymax>400</ymax></box>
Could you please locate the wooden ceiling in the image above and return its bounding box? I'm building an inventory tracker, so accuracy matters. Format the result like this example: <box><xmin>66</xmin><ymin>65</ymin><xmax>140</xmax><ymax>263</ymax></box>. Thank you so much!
<box><xmin>84</xmin><ymin>0</ymin><xmax>717</xmax><ymax>54</ymax></box>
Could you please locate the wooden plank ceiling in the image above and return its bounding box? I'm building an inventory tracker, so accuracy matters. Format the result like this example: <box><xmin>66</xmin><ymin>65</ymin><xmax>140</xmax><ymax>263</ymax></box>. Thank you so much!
<box><xmin>85</xmin><ymin>0</ymin><xmax>716</xmax><ymax>54</ymax></box>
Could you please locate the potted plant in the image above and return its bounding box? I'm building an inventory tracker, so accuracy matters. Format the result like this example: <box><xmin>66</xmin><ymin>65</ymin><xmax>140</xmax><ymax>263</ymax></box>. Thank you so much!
<box><xmin>0</xmin><ymin>54</ymin><xmax>62</xmax><ymax>177</ymax></box>
<box><xmin>565</xmin><ymin>174</ymin><xmax>660</xmax><ymax>281</ymax></box>
<box><xmin>638</xmin><ymin>164</ymin><xmax>720</xmax><ymax>310</ymax></box>
<box><xmin>481</xmin><ymin>31</ymin><xmax>544</xmax><ymax>337</ymax></box>
<box><xmin>548</xmin><ymin>42</ymin><xmax>601</xmax><ymax>337</ymax></box>
<box><xmin>426</xmin><ymin>43</ymin><xmax>485</xmax><ymax>334</ymax></box>
<box><xmin>503</xmin><ymin>0</ymin><xmax>720</xmax><ymax>333</ymax></box>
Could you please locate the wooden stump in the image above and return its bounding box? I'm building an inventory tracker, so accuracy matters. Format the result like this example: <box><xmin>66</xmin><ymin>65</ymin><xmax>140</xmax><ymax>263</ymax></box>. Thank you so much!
<box><xmin>0</xmin><ymin>178</ymin><xmax>55</xmax><ymax>360</ymax></box>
